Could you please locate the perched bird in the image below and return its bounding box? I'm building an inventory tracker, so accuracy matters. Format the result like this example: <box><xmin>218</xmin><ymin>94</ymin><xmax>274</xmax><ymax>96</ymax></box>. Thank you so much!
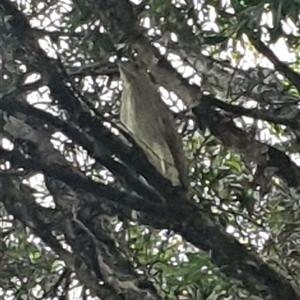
<box><xmin>119</xmin><ymin>61</ymin><xmax>188</xmax><ymax>189</ymax></box>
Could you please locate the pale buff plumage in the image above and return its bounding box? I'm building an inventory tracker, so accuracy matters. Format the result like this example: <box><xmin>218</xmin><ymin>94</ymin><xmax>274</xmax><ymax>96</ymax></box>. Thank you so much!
<box><xmin>119</xmin><ymin>61</ymin><xmax>188</xmax><ymax>189</ymax></box>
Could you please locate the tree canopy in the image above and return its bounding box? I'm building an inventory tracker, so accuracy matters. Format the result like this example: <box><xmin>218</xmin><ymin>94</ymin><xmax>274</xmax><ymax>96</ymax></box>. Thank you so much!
<box><xmin>1</xmin><ymin>0</ymin><xmax>300</xmax><ymax>299</ymax></box>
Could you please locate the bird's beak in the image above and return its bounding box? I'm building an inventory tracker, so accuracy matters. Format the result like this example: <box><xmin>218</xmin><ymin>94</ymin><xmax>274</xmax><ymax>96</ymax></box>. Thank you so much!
<box><xmin>119</xmin><ymin>62</ymin><xmax>138</xmax><ymax>80</ymax></box>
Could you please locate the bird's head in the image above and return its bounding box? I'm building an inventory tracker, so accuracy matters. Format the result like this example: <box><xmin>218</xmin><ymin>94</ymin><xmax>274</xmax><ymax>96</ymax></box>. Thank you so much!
<box><xmin>119</xmin><ymin>61</ymin><xmax>140</xmax><ymax>82</ymax></box>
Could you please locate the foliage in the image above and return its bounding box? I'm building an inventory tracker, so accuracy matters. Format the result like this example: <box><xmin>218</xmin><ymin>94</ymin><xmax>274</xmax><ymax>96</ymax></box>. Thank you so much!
<box><xmin>0</xmin><ymin>0</ymin><xmax>300</xmax><ymax>300</ymax></box>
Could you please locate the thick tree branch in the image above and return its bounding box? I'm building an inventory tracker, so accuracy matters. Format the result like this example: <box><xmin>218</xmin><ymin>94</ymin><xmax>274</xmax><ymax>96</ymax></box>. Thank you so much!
<box><xmin>204</xmin><ymin>95</ymin><xmax>298</xmax><ymax>128</ymax></box>
<box><xmin>250</xmin><ymin>37</ymin><xmax>300</xmax><ymax>95</ymax></box>
<box><xmin>1</xmin><ymin>95</ymin><xmax>168</xmax><ymax>204</ymax></box>
<box><xmin>2</xmin><ymin>2</ymin><xmax>300</xmax><ymax>300</ymax></box>
<box><xmin>2</xmin><ymin>142</ymin><xmax>299</xmax><ymax>300</ymax></box>
<box><xmin>89</xmin><ymin>0</ymin><xmax>201</xmax><ymax>107</ymax></box>
<box><xmin>192</xmin><ymin>98</ymin><xmax>300</xmax><ymax>188</ymax></box>
<box><xmin>1</xmin><ymin>0</ymin><xmax>179</xmax><ymax>199</ymax></box>
<box><xmin>0</xmin><ymin>177</ymin><xmax>162</xmax><ymax>300</ymax></box>
<box><xmin>0</xmin><ymin>177</ymin><xmax>120</xmax><ymax>300</ymax></box>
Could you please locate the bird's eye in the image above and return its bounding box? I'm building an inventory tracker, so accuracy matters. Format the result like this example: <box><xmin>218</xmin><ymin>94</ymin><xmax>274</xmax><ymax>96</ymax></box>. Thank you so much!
<box><xmin>132</xmin><ymin>50</ymin><xmax>138</xmax><ymax>60</ymax></box>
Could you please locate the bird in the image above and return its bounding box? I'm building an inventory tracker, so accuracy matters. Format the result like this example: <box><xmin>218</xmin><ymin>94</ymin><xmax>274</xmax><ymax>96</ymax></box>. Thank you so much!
<box><xmin>119</xmin><ymin>61</ymin><xmax>188</xmax><ymax>189</ymax></box>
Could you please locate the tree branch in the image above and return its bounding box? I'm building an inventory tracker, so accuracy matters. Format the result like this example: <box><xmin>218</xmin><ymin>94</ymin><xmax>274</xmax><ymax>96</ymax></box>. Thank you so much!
<box><xmin>250</xmin><ymin>37</ymin><xmax>300</xmax><ymax>95</ymax></box>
